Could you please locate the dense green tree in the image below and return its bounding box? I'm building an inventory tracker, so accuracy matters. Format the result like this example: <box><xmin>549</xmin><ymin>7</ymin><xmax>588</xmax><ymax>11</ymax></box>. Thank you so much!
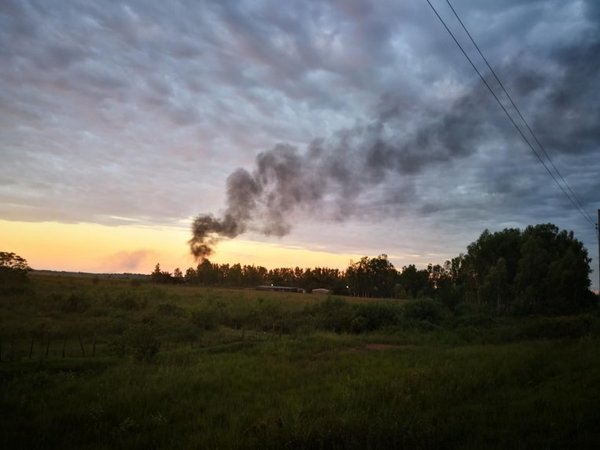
<box><xmin>268</xmin><ymin>267</ymin><xmax>296</xmax><ymax>286</ymax></box>
<box><xmin>0</xmin><ymin>252</ymin><xmax>31</xmax><ymax>271</ymax></box>
<box><xmin>197</xmin><ymin>260</ymin><xmax>219</xmax><ymax>285</ymax></box>
<box><xmin>184</xmin><ymin>267</ymin><xmax>197</xmax><ymax>283</ymax></box>
<box><xmin>0</xmin><ymin>251</ymin><xmax>31</xmax><ymax>293</ymax></box>
<box><xmin>242</xmin><ymin>264</ymin><xmax>268</xmax><ymax>286</ymax></box>
<box><xmin>457</xmin><ymin>224</ymin><xmax>593</xmax><ymax>314</ymax></box>
<box><xmin>514</xmin><ymin>224</ymin><xmax>593</xmax><ymax>313</ymax></box>
<box><xmin>398</xmin><ymin>264</ymin><xmax>431</xmax><ymax>298</ymax></box>
<box><xmin>151</xmin><ymin>263</ymin><xmax>174</xmax><ymax>284</ymax></box>
<box><xmin>302</xmin><ymin>267</ymin><xmax>345</xmax><ymax>293</ymax></box>
<box><xmin>227</xmin><ymin>263</ymin><xmax>243</xmax><ymax>286</ymax></box>
<box><xmin>173</xmin><ymin>267</ymin><xmax>184</xmax><ymax>283</ymax></box>
<box><xmin>428</xmin><ymin>262</ymin><xmax>463</xmax><ymax>309</ymax></box>
<box><xmin>478</xmin><ymin>257</ymin><xmax>509</xmax><ymax>313</ymax></box>
<box><xmin>347</xmin><ymin>255</ymin><xmax>397</xmax><ymax>298</ymax></box>
<box><xmin>465</xmin><ymin>228</ymin><xmax>522</xmax><ymax>288</ymax></box>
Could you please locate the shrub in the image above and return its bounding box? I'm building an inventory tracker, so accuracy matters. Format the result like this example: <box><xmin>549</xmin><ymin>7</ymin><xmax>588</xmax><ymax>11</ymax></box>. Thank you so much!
<box><xmin>115</xmin><ymin>323</ymin><xmax>161</xmax><ymax>362</ymax></box>
<box><xmin>403</xmin><ymin>299</ymin><xmax>445</xmax><ymax>324</ymax></box>
<box><xmin>60</xmin><ymin>293</ymin><xmax>90</xmax><ymax>313</ymax></box>
<box><xmin>452</xmin><ymin>313</ymin><xmax>496</xmax><ymax>328</ymax></box>
<box><xmin>155</xmin><ymin>303</ymin><xmax>187</xmax><ymax>317</ymax></box>
<box><xmin>108</xmin><ymin>291</ymin><xmax>145</xmax><ymax>310</ymax></box>
<box><xmin>515</xmin><ymin>315</ymin><xmax>593</xmax><ymax>340</ymax></box>
<box><xmin>306</xmin><ymin>297</ymin><xmax>354</xmax><ymax>333</ymax></box>
<box><xmin>352</xmin><ymin>302</ymin><xmax>402</xmax><ymax>332</ymax></box>
<box><xmin>350</xmin><ymin>315</ymin><xmax>369</xmax><ymax>334</ymax></box>
<box><xmin>191</xmin><ymin>308</ymin><xmax>219</xmax><ymax>331</ymax></box>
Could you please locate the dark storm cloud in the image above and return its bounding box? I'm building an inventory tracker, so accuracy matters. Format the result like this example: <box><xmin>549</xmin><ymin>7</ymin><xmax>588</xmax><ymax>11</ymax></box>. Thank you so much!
<box><xmin>536</xmin><ymin>41</ymin><xmax>600</xmax><ymax>156</ymax></box>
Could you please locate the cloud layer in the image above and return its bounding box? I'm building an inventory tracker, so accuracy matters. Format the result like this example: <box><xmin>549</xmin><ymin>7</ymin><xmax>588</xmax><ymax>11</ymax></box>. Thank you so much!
<box><xmin>1</xmin><ymin>0</ymin><xmax>599</xmax><ymax>282</ymax></box>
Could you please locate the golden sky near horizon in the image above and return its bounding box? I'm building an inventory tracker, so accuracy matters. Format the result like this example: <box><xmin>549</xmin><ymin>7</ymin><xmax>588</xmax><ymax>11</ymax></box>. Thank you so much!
<box><xmin>0</xmin><ymin>220</ymin><xmax>364</xmax><ymax>274</ymax></box>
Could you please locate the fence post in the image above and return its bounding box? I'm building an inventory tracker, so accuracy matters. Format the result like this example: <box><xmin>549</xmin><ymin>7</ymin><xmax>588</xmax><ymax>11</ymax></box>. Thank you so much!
<box><xmin>78</xmin><ymin>335</ymin><xmax>86</xmax><ymax>357</ymax></box>
<box><xmin>29</xmin><ymin>335</ymin><xmax>34</xmax><ymax>359</ymax></box>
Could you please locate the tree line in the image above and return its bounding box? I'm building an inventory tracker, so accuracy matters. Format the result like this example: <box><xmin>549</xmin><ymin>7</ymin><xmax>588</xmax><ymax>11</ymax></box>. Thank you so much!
<box><xmin>152</xmin><ymin>261</ymin><xmax>350</xmax><ymax>293</ymax></box>
<box><xmin>2</xmin><ymin>222</ymin><xmax>594</xmax><ymax>316</ymax></box>
<box><xmin>153</xmin><ymin>223</ymin><xmax>596</xmax><ymax>315</ymax></box>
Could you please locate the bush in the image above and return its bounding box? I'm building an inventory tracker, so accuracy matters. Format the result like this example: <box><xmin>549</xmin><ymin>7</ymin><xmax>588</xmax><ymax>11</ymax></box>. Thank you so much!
<box><xmin>403</xmin><ymin>299</ymin><xmax>445</xmax><ymax>324</ymax></box>
<box><xmin>453</xmin><ymin>313</ymin><xmax>496</xmax><ymax>328</ymax></box>
<box><xmin>352</xmin><ymin>302</ymin><xmax>402</xmax><ymax>332</ymax></box>
<box><xmin>515</xmin><ymin>315</ymin><xmax>593</xmax><ymax>340</ymax></box>
<box><xmin>155</xmin><ymin>303</ymin><xmax>187</xmax><ymax>317</ymax></box>
<box><xmin>60</xmin><ymin>293</ymin><xmax>90</xmax><ymax>313</ymax></box>
<box><xmin>306</xmin><ymin>297</ymin><xmax>354</xmax><ymax>333</ymax></box>
<box><xmin>191</xmin><ymin>308</ymin><xmax>219</xmax><ymax>331</ymax></box>
<box><xmin>113</xmin><ymin>323</ymin><xmax>161</xmax><ymax>362</ymax></box>
<box><xmin>108</xmin><ymin>291</ymin><xmax>146</xmax><ymax>310</ymax></box>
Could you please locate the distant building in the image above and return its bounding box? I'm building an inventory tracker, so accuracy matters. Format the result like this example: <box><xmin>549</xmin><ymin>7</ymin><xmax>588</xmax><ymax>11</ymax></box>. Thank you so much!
<box><xmin>256</xmin><ymin>285</ymin><xmax>306</xmax><ymax>293</ymax></box>
<box><xmin>311</xmin><ymin>288</ymin><xmax>330</xmax><ymax>295</ymax></box>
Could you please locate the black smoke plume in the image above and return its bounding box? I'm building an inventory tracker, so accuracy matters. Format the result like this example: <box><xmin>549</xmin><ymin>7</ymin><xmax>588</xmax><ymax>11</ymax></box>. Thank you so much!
<box><xmin>189</xmin><ymin>82</ymin><xmax>494</xmax><ymax>260</ymax></box>
<box><xmin>190</xmin><ymin>31</ymin><xmax>600</xmax><ymax>260</ymax></box>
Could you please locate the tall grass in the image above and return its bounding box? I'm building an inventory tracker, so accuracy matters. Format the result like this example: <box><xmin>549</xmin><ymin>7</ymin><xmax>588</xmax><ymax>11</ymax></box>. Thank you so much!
<box><xmin>0</xmin><ymin>274</ymin><xmax>599</xmax><ymax>449</ymax></box>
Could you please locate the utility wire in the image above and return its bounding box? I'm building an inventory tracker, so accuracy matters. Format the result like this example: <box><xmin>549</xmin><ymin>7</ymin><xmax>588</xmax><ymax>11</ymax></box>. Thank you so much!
<box><xmin>444</xmin><ymin>0</ymin><xmax>596</xmax><ymax>227</ymax></box>
<box><xmin>424</xmin><ymin>0</ymin><xmax>596</xmax><ymax>229</ymax></box>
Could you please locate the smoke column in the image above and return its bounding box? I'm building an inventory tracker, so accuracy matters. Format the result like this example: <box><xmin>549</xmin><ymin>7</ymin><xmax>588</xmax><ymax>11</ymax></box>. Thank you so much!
<box><xmin>190</xmin><ymin>33</ymin><xmax>600</xmax><ymax>260</ymax></box>
<box><xmin>189</xmin><ymin>83</ymin><xmax>493</xmax><ymax>259</ymax></box>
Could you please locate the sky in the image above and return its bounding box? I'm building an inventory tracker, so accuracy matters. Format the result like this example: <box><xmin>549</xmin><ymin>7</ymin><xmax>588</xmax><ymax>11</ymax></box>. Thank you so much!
<box><xmin>1</xmin><ymin>0</ymin><xmax>599</xmax><ymax>288</ymax></box>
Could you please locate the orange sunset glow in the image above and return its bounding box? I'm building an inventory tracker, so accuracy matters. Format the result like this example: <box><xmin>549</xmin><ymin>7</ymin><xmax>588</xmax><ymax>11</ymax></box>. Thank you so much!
<box><xmin>0</xmin><ymin>220</ymin><xmax>365</xmax><ymax>274</ymax></box>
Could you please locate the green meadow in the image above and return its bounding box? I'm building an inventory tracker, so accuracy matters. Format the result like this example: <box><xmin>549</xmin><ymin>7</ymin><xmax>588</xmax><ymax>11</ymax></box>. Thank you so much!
<box><xmin>1</xmin><ymin>273</ymin><xmax>599</xmax><ymax>449</ymax></box>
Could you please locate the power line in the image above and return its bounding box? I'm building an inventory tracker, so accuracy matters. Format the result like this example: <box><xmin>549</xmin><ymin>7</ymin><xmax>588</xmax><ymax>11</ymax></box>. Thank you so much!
<box><xmin>424</xmin><ymin>0</ymin><xmax>596</xmax><ymax>229</ymax></box>
<box><xmin>444</xmin><ymin>0</ymin><xmax>596</xmax><ymax>227</ymax></box>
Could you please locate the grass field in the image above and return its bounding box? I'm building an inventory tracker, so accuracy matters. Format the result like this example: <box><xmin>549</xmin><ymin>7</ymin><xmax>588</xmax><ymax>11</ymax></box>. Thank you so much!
<box><xmin>1</xmin><ymin>274</ymin><xmax>599</xmax><ymax>449</ymax></box>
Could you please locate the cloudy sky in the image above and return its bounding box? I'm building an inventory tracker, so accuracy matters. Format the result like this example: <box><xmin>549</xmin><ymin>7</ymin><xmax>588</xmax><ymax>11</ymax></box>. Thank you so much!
<box><xmin>1</xmin><ymin>0</ymin><xmax>598</xmax><ymax>288</ymax></box>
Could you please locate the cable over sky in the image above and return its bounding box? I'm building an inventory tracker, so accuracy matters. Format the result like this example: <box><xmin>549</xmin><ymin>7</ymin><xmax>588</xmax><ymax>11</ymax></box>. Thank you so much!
<box><xmin>426</xmin><ymin>0</ymin><xmax>596</xmax><ymax>231</ymax></box>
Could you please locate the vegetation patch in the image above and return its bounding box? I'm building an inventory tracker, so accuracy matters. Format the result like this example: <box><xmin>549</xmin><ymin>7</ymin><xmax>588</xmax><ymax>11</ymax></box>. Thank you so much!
<box><xmin>1</xmin><ymin>226</ymin><xmax>598</xmax><ymax>449</ymax></box>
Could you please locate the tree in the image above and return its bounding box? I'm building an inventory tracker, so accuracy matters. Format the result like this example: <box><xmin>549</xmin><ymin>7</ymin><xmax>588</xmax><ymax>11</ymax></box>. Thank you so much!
<box><xmin>197</xmin><ymin>259</ymin><xmax>219</xmax><ymax>285</ymax></box>
<box><xmin>478</xmin><ymin>257</ymin><xmax>509</xmax><ymax>313</ymax></box>
<box><xmin>398</xmin><ymin>264</ymin><xmax>431</xmax><ymax>298</ymax></box>
<box><xmin>227</xmin><ymin>263</ymin><xmax>243</xmax><ymax>286</ymax></box>
<box><xmin>428</xmin><ymin>262</ymin><xmax>462</xmax><ymax>309</ymax></box>
<box><xmin>455</xmin><ymin>224</ymin><xmax>593</xmax><ymax>314</ymax></box>
<box><xmin>151</xmin><ymin>263</ymin><xmax>174</xmax><ymax>284</ymax></box>
<box><xmin>0</xmin><ymin>252</ymin><xmax>31</xmax><ymax>271</ymax></box>
<box><xmin>514</xmin><ymin>224</ymin><xmax>593</xmax><ymax>313</ymax></box>
<box><xmin>465</xmin><ymin>227</ymin><xmax>522</xmax><ymax>301</ymax></box>
<box><xmin>151</xmin><ymin>263</ymin><xmax>162</xmax><ymax>282</ymax></box>
<box><xmin>242</xmin><ymin>265</ymin><xmax>267</xmax><ymax>286</ymax></box>
<box><xmin>184</xmin><ymin>267</ymin><xmax>197</xmax><ymax>283</ymax></box>
<box><xmin>346</xmin><ymin>255</ymin><xmax>398</xmax><ymax>298</ymax></box>
<box><xmin>0</xmin><ymin>251</ymin><xmax>32</xmax><ymax>293</ymax></box>
<box><xmin>173</xmin><ymin>267</ymin><xmax>184</xmax><ymax>283</ymax></box>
